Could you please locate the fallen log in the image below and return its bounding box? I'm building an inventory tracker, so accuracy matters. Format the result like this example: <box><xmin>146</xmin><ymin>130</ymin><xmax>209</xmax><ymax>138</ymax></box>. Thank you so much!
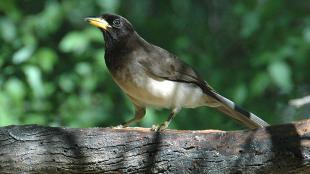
<box><xmin>0</xmin><ymin>119</ymin><xmax>309</xmax><ymax>173</ymax></box>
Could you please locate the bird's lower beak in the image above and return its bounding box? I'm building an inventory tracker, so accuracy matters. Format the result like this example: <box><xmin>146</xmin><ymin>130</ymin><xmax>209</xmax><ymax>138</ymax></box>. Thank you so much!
<box><xmin>85</xmin><ymin>17</ymin><xmax>111</xmax><ymax>30</ymax></box>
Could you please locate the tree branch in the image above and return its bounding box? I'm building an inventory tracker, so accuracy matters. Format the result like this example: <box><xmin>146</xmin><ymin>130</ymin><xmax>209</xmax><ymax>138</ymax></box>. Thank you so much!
<box><xmin>0</xmin><ymin>119</ymin><xmax>310</xmax><ymax>174</ymax></box>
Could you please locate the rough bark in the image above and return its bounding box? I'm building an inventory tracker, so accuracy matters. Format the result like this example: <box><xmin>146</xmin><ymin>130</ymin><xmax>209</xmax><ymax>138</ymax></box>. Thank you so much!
<box><xmin>0</xmin><ymin>119</ymin><xmax>309</xmax><ymax>174</ymax></box>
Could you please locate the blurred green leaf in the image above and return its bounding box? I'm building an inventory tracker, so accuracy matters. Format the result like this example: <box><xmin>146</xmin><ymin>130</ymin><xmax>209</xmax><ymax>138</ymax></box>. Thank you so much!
<box><xmin>241</xmin><ymin>11</ymin><xmax>259</xmax><ymax>38</ymax></box>
<box><xmin>23</xmin><ymin>114</ymin><xmax>47</xmax><ymax>125</ymax></box>
<box><xmin>233</xmin><ymin>84</ymin><xmax>247</xmax><ymax>104</ymax></box>
<box><xmin>21</xmin><ymin>33</ymin><xmax>37</xmax><ymax>46</ymax></box>
<box><xmin>0</xmin><ymin>112</ymin><xmax>19</xmax><ymax>126</ymax></box>
<box><xmin>33</xmin><ymin>48</ymin><xmax>58</xmax><ymax>72</ymax></box>
<box><xmin>277</xmin><ymin>45</ymin><xmax>294</xmax><ymax>61</ymax></box>
<box><xmin>96</xmin><ymin>0</ymin><xmax>120</xmax><ymax>11</ymax></box>
<box><xmin>85</xmin><ymin>28</ymin><xmax>103</xmax><ymax>43</ymax></box>
<box><xmin>59</xmin><ymin>31</ymin><xmax>89</xmax><ymax>55</ymax></box>
<box><xmin>23</xmin><ymin>65</ymin><xmax>45</xmax><ymax>98</ymax></box>
<box><xmin>36</xmin><ymin>0</ymin><xmax>62</xmax><ymax>36</ymax></box>
<box><xmin>75</xmin><ymin>62</ymin><xmax>91</xmax><ymax>76</ymax></box>
<box><xmin>253</xmin><ymin>52</ymin><xmax>273</xmax><ymax>66</ymax></box>
<box><xmin>268</xmin><ymin>61</ymin><xmax>292</xmax><ymax>93</ymax></box>
<box><xmin>171</xmin><ymin>0</ymin><xmax>191</xmax><ymax>15</ymax></box>
<box><xmin>0</xmin><ymin>93</ymin><xmax>20</xmax><ymax>126</ymax></box>
<box><xmin>59</xmin><ymin>74</ymin><xmax>76</xmax><ymax>92</ymax></box>
<box><xmin>233</xmin><ymin>3</ymin><xmax>246</xmax><ymax>15</ymax></box>
<box><xmin>4</xmin><ymin>78</ymin><xmax>26</xmax><ymax>102</ymax></box>
<box><xmin>12</xmin><ymin>45</ymin><xmax>35</xmax><ymax>64</ymax></box>
<box><xmin>94</xmin><ymin>50</ymin><xmax>107</xmax><ymax>69</ymax></box>
<box><xmin>0</xmin><ymin>0</ymin><xmax>21</xmax><ymax>20</ymax></box>
<box><xmin>75</xmin><ymin>62</ymin><xmax>97</xmax><ymax>91</ymax></box>
<box><xmin>251</xmin><ymin>72</ymin><xmax>270</xmax><ymax>96</ymax></box>
<box><xmin>174</xmin><ymin>36</ymin><xmax>190</xmax><ymax>51</ymax></box>
<box><xmin>303</xmin><ymin>26</ymin><xmax>310</xmax><ymax>43</ymax></box>
<box><xmin>0</xmin><ymin>18</ymin><xmax>16</xmax><ymax>42</ymax></box>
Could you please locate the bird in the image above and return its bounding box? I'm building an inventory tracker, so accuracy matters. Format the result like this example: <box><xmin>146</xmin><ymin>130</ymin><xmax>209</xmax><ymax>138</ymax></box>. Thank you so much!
<box><xmin>85</xmin><ymin>13</ymin><xmax>269</xmax><ymax>131</ymax></box>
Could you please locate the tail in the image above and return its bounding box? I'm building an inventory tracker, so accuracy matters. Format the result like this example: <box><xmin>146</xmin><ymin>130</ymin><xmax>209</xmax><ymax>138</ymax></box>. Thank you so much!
<box><xmin>206</xmin><ymin>92</ymin><xmax>269</xmax><ymax>129</ymax></box>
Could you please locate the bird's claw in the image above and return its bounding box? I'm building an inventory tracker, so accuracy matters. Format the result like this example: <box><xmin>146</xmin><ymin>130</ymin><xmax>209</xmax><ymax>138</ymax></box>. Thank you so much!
<box><xmin>151</xmin><ymin>122</ymin><xmax>168</xmax><ymax>132</ymax></box>
<box><xmin>112</xmin><ymin>124</ymin><xmax>126</xmax><ymax>129</ymax></box>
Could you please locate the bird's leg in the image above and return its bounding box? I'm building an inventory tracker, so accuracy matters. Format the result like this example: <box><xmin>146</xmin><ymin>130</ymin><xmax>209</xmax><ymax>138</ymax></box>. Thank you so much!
<box><xmin>122</xmin><ymin>106</ymin><xmax>146</xmax><ymax>127</ymax></box>
<box><xmin>152</xmin><ymin>107</ymin><xmax>181</xmax><ymax>131</ymax></box>
<box><xmin>114</xmin><ymin>103</ymin><xmax>146</xmax><ymax>128</ymax></box>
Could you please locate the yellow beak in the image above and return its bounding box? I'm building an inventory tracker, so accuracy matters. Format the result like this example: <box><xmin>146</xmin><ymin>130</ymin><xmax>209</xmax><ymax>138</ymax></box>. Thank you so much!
<box><xmin>85</xmin><ymin>17</ymin><xmax>111</xmax><ymax>30</ymax></box>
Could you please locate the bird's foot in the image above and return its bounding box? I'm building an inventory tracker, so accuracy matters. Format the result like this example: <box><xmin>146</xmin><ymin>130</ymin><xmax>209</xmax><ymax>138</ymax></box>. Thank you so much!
<box><xmin>112</xmin><ymin>124</ymin><xmax>127</xmax><ymax>129</ymax></box>
<box><xmin>151</xmin><ymin>122</ymin><xmax>169</xmax><ymax>132</ymax></box>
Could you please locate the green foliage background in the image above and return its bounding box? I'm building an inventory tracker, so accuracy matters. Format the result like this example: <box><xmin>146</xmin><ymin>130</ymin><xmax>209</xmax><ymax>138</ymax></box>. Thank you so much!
<box><xmin>0</xmin><ymin>0</ymin><xmax>309</xmax><ymax>130</ymax></box>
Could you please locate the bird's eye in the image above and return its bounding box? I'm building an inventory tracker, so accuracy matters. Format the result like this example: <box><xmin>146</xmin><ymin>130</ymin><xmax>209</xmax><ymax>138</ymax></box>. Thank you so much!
<box><xmin>112</xmin><ymin>19</ymin><xmax>121</xmax><ymax>28</ymax></box>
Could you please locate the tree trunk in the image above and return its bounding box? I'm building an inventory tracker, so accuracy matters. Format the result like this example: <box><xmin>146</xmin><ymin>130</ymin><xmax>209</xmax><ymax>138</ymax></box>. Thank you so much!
<box><xmin>0</xmin><ymin>119</ymin><xmax>309</xmax><ymax>174</ymax></box>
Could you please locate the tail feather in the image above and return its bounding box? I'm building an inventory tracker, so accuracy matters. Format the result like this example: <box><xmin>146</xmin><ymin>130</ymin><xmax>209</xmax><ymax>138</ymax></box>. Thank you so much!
<box><xmin>209</xmin><ymin>92</ymin><xmax>269</xmax><ymax>129</ymax></box>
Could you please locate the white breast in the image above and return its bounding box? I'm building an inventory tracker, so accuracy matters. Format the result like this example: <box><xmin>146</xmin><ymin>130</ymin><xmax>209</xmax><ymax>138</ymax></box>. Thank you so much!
<box><xmin>133</xmin><ymin>77</ymin><xmax>206</xmax><ymax>108</ymax></box>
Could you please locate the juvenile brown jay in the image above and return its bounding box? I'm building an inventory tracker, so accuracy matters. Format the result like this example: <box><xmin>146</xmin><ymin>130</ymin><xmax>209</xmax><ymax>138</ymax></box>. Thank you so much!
<box><xmin>85</xmin><ymin>13</ymin><xmax>269</xmax><ymax>131</ymax></box>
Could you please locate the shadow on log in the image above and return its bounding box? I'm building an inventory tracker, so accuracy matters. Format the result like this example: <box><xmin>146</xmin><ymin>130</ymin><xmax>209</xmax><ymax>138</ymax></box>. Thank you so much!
<box><xmin>0</xmin><ymin>119</ymin><xmax>310</xmax><ymax>174</ymax></box>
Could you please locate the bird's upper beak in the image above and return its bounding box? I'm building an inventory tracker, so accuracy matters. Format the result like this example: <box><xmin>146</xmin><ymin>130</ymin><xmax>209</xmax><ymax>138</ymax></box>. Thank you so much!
<box><xmin>85</xmin><ymin>17</ymin><xmax>111</xmax><ymax>30</ymax></box>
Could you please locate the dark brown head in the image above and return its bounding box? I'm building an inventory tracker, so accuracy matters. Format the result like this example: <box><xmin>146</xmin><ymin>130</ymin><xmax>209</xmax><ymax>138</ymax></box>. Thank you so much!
<box><xmin>85</xmin><ymin>13</ymin><xmax>135</xmax><ymax>49</ymax></box>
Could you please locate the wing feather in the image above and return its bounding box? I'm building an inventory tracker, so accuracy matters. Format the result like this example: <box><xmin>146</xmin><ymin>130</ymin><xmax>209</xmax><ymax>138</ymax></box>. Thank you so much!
<box><xmin>138</xmin><ymin>45</ymin><xmax>217</xmax><ymax>98</ymax></box>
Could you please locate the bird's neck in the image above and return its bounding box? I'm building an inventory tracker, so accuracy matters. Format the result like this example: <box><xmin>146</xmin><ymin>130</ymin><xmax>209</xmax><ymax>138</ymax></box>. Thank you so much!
<box><xmin>104</xmin><ymin>32</ymin><xmax>149</xmax><ymax>73</ymax></box>
<box><xmin>105</xmin><ymin>32</ymin><xmax>148</xmax><ymax>54</ymax></box>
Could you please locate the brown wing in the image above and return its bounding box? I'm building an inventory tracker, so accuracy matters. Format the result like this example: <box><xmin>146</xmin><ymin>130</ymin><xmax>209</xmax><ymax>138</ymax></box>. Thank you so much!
<box><xmin>138</xmin><ymin>44</ymin><xmax>217</xmax><ymax>98</ymax></box>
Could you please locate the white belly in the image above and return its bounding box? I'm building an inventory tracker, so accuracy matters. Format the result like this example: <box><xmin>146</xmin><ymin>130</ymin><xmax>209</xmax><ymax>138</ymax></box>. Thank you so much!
<box><xmin>147</xmin><ymin>78</ymin><xmax>206</xmax><ymax>108</ymax></box>
<box><xmin>116</xmin><ymin>76</ymin><xmax>207</xmax><ymax>108</ymax></box>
